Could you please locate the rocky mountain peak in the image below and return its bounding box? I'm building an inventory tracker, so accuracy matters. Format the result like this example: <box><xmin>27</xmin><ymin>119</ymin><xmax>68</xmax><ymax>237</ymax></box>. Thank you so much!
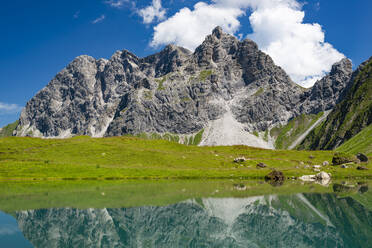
<box><xmin>14</xmin><ymin>27</ymin><xmax>355</xmax><ymax>149</ymax></box>
<box><xmin>211</xmin><ymin>26</ymin><xmax>224</xmax><ymax>39</ymax></box>
<box><xmin>330</xmin><ymin>57</ymin><xmax>353</xmax><ymax>76</ymax></box>
<box><xmin>299</xmin><ymin>58</ymin><xmax>353</xmax><ymax>114</ymax></box>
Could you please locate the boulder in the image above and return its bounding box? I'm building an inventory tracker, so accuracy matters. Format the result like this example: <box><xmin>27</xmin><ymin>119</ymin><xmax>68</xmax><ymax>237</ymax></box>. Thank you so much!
<box><xmin>340</xmin><ymin>164</ymin><xmax>348</xmax><ymax>168</ymax></box>
<box><xmin>357</xmin><ymin>153</ymin><xmax>369</xmax><ymax>163</ymax></box>
<box><xmin>332</xmin><ymin>152</ymin><xmax>357</xmax><ymax>165</ymax></box>
<box><xmin>322</xmin><ymin>161</ymin><xmax>329</xmax><ymax>166</ymax></box>
<box><xmin>265</xmin><ymin>170</ymin><xmax>285</xmax><ymax>185</ymax></box>
<box><xmin>256</xmin><ymin>162</ymin><xmax>267</xmax><ymax>168</ymax></box>
<box><xmin>299</xmin><ymin>172</ymin><xmax>331</xmax><ymax>185</ymax></box>
<box><xmin>234</xmin><ymin>157</ymin><xmax>246</xmax><ymax>163</ymax></box>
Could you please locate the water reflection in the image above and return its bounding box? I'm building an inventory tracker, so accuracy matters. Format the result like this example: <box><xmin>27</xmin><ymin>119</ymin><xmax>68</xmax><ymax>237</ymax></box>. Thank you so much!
<box><xmin>4</xmin><ymin>191</ymin><xmax>372</xmax><ymax>248</ymax></box>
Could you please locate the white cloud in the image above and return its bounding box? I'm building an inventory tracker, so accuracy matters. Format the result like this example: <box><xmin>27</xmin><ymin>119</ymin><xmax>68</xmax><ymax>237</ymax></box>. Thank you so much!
<box><xmin>150</xmin><ymin>2</ymin><xmax>243</xmax><ymax>49</ymax></box>
<box><xmin>0</xmin><ymin>102</ymin><xmax>22</xmax><ymax>115</ymax></box>
<box><xmin>247</xmin><ymin>2</ymin><xmax>344</xmax><ymax>87</ymax></box>
<box><xmin>105</xmin><ymin>0</ymin><xmax>128</xmax><ymax>8</ymax></box>
<box><xmin>150</xmin><ymin>0</ymin><xmax>344</xmax><ymax>87</ymax></box>
<box><xmin>73</xmin><ymin>11</ymin><xmax>80</xmax><ymax>19</ymax></box>
<box><xmin>92</xmin><ymin>15</ymin><xmax>106</xmax><ymax>24</ymax></box>
<box><xmin>138</xmin><ymin>0</ymin><xmax>166</xmax><ymax>24</ymax></box>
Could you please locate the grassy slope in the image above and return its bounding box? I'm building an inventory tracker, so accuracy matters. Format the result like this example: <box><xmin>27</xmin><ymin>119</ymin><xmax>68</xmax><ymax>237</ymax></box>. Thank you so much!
<box><xmin>298</xmin><ymin>58</ymin><xmax>372</xmax><ymax>150</ymax></box>
<box><xmin>0</xmin><ymin>120</ymin><xmax>18</xmax><ymax>137</ymax></box>
<box><xmin>0</xmin><ymin>136</ymin><xmax>370</xmax><ymax>180</ymax></box>
<box><xmin>270</xmin><ymin>112</ymin><xmax>324</xmax><ymax>149</ymax></box>
<box><xmin>336</xmin><ymin>124</ymin><xmax>372</xmax><ymax>156</ymax></box>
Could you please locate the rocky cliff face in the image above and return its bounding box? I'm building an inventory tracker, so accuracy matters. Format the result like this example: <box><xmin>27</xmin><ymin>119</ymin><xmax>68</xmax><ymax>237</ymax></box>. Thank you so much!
<box><xmin>14</xmin><ymin>193</ymin><xmax>372</xmax><ymax>248</ymax></box>
<box><xmin>298</xmin><ymin>57</ymin><xmax>372</xmax><ymax>150</ymax></box>
<box><xmin>15</xmin><ymin>27</ymin><xmax>353</xmax><ymax>148</ymax></box>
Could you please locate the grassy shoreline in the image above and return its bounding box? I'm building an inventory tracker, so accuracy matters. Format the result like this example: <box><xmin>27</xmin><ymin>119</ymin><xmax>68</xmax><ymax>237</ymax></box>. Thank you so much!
<box><xmin>0</xmin><ymin>179</ymin><xmax>370</xmax><ymax>212</ymax></box>
<box><xmin>0</xmin><ymin>136</ymin><xmax>370</xmax><ymax>181</ymax></box>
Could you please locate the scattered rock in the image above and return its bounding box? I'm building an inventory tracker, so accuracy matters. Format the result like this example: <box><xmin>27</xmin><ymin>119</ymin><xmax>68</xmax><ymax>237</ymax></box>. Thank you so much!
<box><xmin>357</xmin><ymin>166</ymin><xmax>368</xmax><ymax>170</ymax></box>
<box><xmin>304</xmin><ymin>165</ymin><xmax>310</xmax><ymax>169</ymax></box>
<box><xmin>265</xmin><ymin>170</ymin><xmax>285</xmax><ymax>186</ymax></box>
<box><xmin>322</xmin><ymin>161</ymin><xmax>329</xmax><ymax>166</ymax></box>
<box><xmin>299</xmin><ymin>172</ymin><xmax>331</xmax><ymax>186</ymax></box>
<box><xmin>234</xmin><ymin>157</ymin><xmax>246</xmax><ymax>163</ymax></box>
<box><xmin>357</xmin><ymin>153</ymin><xmax>369</xmax><ymax>163</ymax></box>
<box><xmin>256</xmin><ymin>162</ymin><xmax>267</xmax><ymax>168</ymax></box>
<box><xmin>313</xmin><ymin>169</ymin><xmax>320</xmax><ymax>172</ymax></box>
<box><xmin>340</xmin><ymin>164</ymin><xmax>348</xmax><ymax>168</ymax></box>
<box><xmin>233</xmin><ymin>184</ymin><xmax>247</xmax><ymax>191</ymax></box>
<box><xmin>313</xmin><ymin>165</ymin><xmax>321</xmax><ymax>169</ymax></box>
<box><xmin>309</xmin><ymin>155</ymin><xmax>315</xmax><ymax>159</ymax></box>
<box><xmin>332</xmin><ymin>152</ymin><xmax>357</xmax><ymax>165</ymax></box>
<box><xmin>300</xmin><ymin>161</ymin><xmax>304</xmax><ymax>165</ymax></box>
<box><xmin>299</xmin><ymin>175</ymin><xmax>315</xmax><ymax>181</ymax></box>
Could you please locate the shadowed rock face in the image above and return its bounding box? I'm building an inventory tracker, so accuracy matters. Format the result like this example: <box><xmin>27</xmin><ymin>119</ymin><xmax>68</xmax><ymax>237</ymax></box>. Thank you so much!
<box><xmin>15</xmin><ymin>27</ymin><xmax>353</xmax><ymax>146</ymax></box>
<box><xmin>14</xmin><ymin>193</ymin><xmax>372</xmax><ymax>248</ymax></box>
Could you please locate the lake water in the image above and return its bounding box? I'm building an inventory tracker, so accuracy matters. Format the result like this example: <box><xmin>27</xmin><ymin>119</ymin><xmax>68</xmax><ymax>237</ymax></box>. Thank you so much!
<box><xmin>0</xmin><ymin>180</ymin><xmax>371</xmax><ymax>248</ymax></box>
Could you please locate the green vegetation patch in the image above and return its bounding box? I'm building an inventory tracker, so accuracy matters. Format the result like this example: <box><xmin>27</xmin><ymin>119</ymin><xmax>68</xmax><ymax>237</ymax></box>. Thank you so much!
<box><xmin>199</xmin><ymin>70</ymin><xmax>213</xmax><ymax>81</ymax></box>
<box><xmin>336</xmin><ymin>124</ymin><xmax>372</xmax><ymax>156</ymax></box>
<box><xmin>271</xmin><ymin>112</ymin><xmax>324</xmax><ymax>149</ymax></box>
<box><xmin>253</xmin><ymin>88</ymin><xmax>264</xmax><ymax>97</ymax></box>
<box><xmin>155</xmin><ymin>76</ymin><xmax>167</xmax><ymax>90</ymax></box>
<box><xmin>0</xmin><ymin>120</ymin><xmax>19</xmax><ymax>137</ymax></box>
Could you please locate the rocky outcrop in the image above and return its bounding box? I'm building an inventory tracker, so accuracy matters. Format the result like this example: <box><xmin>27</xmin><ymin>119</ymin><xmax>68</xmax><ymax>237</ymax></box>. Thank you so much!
<box><xmin>15</xmin><ymin>27</ymin><xmax>353</xmax><ymax>148</ymax></box>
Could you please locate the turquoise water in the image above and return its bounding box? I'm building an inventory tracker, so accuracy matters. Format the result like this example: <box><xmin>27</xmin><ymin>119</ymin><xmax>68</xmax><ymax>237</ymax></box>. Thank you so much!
<box><xmin>0</xmin><ymin>182</ymin><xmax>371</xmax><ymax>247</ymax></box>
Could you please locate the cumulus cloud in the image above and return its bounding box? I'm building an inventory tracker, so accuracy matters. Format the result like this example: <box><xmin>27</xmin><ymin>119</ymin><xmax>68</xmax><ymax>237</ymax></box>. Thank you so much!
<box><xmin>150</xmin><ymin>2</ymin><xmax>243</xmax><ymax>49</ymax></box>
<box><xmin>0</xmin><ymin>102</ymin><xmax>22</xmax><ymax>115</ymax></box>
<box><xmin>92</xmin><ymin>15</ymin><xmax>106</xmax><ymax>24</ymax></box>
<box><xmin>150</xmin><ymin>0</ymin><xmax>344</xmax><ymax>87</ymax></box>
<box><xmin>138</xmin><ymin>0</ymin><xmax>166</xmax><ymax>24</ymax></box>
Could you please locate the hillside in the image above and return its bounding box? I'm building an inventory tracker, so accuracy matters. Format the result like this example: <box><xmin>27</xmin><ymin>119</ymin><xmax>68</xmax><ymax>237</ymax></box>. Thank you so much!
<box><xmin>0</xmin><ymin>121</ymin><xmax>18</xmax><ymax>137</ymax></box>
<box><xmin>298</xmin><ymin>57</ymin><xmax>372</xmax><ymax>150</ymax></box>
<box><xmin>336</xmin><ymin>124</ymin><xmax>372</xmax><ymax>156</ymax></box>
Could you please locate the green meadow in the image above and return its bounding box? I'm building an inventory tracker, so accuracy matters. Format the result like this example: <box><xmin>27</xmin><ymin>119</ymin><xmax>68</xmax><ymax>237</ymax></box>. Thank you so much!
<box><xmin>0</xmin><ymin>136</ymin><xmax>370</xmax><ymax>181</ymax></box>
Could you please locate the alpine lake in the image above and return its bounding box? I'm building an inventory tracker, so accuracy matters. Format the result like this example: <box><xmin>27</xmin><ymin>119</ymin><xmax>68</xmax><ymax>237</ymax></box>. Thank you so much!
<box><xmin>0</xmin><ymin>179</ymin><xmax>371</xmax><ymax>248</ymax></box>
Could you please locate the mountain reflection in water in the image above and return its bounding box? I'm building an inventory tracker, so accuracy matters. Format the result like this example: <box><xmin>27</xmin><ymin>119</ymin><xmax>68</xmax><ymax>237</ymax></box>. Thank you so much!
<box><xmin>2</xmin><ymin>192</ymin><xmax>371</xmax><ymax>248</ymax></box>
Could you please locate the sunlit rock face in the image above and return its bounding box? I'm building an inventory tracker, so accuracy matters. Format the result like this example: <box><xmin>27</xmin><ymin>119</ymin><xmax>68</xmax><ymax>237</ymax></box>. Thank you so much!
<box><xmin>14</xmin><ymin>27</ymin><xmax>352</xmax><ymax>148</ymax></box>
<box><xmin>15</xmin><ymin>193</ymin><xmax>372</xmax><ymax>248</ymax></box>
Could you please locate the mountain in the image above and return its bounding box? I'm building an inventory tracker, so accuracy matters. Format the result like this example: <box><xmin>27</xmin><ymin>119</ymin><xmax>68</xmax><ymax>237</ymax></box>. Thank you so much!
<box><xmin>14</xmin><ymin>27</ymin><xmax>352</xmax><ymax>148</ymax></box>
<box><xmin>14</xmin><ymin>194</ymin><xmax>372</xmax><ymax>247</ymax></box>
<box><xmin>298</xmin><ymin>57</ymin><xmax>372</xmax><ymax>150</ymax></box>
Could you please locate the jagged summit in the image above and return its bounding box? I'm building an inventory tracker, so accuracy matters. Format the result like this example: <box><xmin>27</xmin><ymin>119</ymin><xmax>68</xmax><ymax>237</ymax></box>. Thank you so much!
<box><xmin>15</xmin><ymin>27</ymin><xmax>353</xmax><ymax>149</ymax></box>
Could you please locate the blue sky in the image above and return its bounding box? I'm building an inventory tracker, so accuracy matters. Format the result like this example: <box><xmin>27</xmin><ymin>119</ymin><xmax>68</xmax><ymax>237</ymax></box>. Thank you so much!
<box><xmin>0</xmin><ymin>0</ymin><xmax>371</xmax><ymax>127</ymax></box>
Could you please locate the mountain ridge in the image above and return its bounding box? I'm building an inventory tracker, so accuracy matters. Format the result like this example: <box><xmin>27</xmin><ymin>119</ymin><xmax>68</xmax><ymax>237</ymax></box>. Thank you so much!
<box><xmin>13</xmin><ymin>27</ymin><xmax>353</xmax><ymax>148</ymax></box>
